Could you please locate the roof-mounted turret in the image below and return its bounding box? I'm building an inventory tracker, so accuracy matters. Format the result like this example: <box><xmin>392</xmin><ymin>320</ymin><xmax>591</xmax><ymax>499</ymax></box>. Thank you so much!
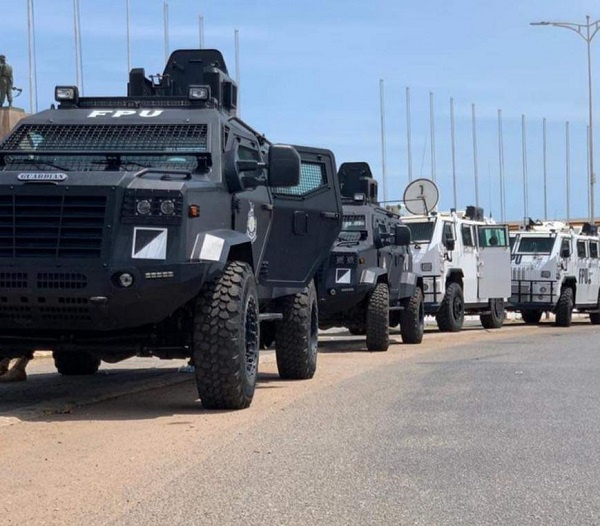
<box><xmin>338</xmin><ymin>162</ymin><xmax>378</xmax><ymax>205</ymax></box>
<box><xmin>54</xmin><ymin>49</ymin><xmax>238</xmax><ymax>115</ymax></box>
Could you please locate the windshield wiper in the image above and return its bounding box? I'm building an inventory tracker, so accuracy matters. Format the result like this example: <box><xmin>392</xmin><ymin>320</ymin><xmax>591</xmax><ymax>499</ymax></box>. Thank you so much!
<box><xmin>8</xmin><ymin>158</ymin><xmax>70</xmax><ymax>171</ymax></box>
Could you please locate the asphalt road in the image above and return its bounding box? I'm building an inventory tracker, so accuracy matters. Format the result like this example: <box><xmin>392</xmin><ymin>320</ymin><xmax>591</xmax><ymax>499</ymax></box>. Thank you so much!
<box><xmin>2</xmin><ymin>322</ymin><xmax>600</xmax><ymax>525</ymax></box>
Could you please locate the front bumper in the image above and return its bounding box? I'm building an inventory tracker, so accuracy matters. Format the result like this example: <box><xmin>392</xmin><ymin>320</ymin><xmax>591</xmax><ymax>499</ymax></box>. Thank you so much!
<box><xmin>0</xmin><ymin>261</ymin><xmax>216</xmax><ymax>333</ymax></box>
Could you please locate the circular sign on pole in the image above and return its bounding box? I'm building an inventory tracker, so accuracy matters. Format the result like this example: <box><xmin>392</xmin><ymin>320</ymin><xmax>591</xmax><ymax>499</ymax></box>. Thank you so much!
<box><xmin>403</xmin><ymin>178</ymin><xmax>439</xmax><ymax>215</ymax></box>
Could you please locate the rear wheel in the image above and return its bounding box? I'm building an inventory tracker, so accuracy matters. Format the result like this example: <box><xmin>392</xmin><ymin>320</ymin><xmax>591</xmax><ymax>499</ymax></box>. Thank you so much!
<box><xmin>275</xmin><ymin>281</ymin><xmax>319</xmax><ymax>380</ymax></box>
<box><xmin>555</xmin><ymin>287</ymin><xmax>574</xmax><ymax>327</ymax></box>
<box><xmin>480</xmin><ymin>298</ymin><xmax>505</xmax><ymax>329</ymax></box>
<box><xmin>193</xmin><ymin>261</ymin><xmax>259</xmax><ymax>410</ymax></box>
<box><xmin>400</xmin><ymin>287</ymin><xmax>424</xmax><ymax>344</ymax></box>
<box><xmin>366</xmin><ymin>283</ymin><xmax>389</xmax><ymax>352</ymax></box>
<box><xmin>436</xmin><ymin>282</ymin><xmax>464</xmax><ymax>332</ymax></box>
<box><xmin>53</xmin><ymin>351</ymin><xmax>100</xmax><ymax>376</ymax></box>
<box><xmin>521</xmin><ymin>310</ymin><xmax>543</xmax><ymax>324</ymax></box>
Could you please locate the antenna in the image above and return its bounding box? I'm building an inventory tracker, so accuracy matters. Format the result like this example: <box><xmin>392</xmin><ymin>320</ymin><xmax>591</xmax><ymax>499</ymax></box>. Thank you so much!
<box><xmin>403</xmin><ymin>178</ymin><xmax>440</xmax><ymax>215</ymax></box>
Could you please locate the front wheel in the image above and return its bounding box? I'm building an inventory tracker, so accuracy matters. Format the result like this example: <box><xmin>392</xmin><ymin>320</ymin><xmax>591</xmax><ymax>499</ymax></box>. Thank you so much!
<box><xmin>366</xmin><ymin>283</ymin><xmax>390</xmax><ymax>352</ymax></box>
<box><xmin>400</xmin><ymin>287</ymin><xmax>424</xmax><ymax>344</ymax></box>
<box><xmin>436</xmin><ymin>282</ymin><xmax>464</xmax><ymax>332</ymax></box>
<box><xmin>53</xmin><ymin>351</ymin><xmax>100</xmax><ymax>376</ymax></box>
<box><xmin>193</xmin><ymin>261</ymin><xmax>259</xmax><ymax>410</ymax></box>
<box><xmin>275</xmin><ymin>281</ymin><xmax>319</xmax><ymax>380</ymax></box>
<box><xmin>480</xmin><ymin>298</ymin><xmax>505</xmax><ymax>329</ymax></box>
<box><xmin>555</xmin><ymin>287</ymin><xmax>574</xmax><ymax>327</ymax></box>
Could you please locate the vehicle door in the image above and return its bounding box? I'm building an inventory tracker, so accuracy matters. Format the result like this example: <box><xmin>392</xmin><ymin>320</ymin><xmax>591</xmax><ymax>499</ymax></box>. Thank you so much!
<box><xmin>231</xmin><ymin>135</ymin><xmax>273</xmax><ymax>272</ymax></box>
<box><xmin>261</xmin><ymin>146</ymin><xmax>343</xmax><ymax>288</ymax></box>
<box><xmin>476</xmin><ymin>225</ymin><xmax>511</xmax><ymax>299</ymax></box>
<box><xmin>589</xmin><ymin>239</ymin><xmax>600</xmax><ymax>305</ymax></box>
<box><xmin>376</xmin><ymin>216</ymin><xmax>406</xmax><ymax>299</ymax></box>
<box><xmin>458</xmin><ymin>222</ymin><xmax>479</xmax><ymax>303</ymax></box>
<box><xmin>576</xmin><ymin>238</ymin><xmax>594</xmax><ymax>304</ymax></box>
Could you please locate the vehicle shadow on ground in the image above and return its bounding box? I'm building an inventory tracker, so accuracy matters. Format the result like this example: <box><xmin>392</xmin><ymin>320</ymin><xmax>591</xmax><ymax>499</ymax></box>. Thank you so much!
<box><xmin>0</xmin><ymin>368</ymin><xmax>297</xmax><ymax>424</ymax></box>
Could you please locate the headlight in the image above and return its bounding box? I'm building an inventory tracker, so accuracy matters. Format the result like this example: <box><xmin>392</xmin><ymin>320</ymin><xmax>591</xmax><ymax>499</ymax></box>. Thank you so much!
<box><xmin>121</xmin><ymin>190</ymin><xmax>183</xmax><ymax>225</ymax></box>
<box><xmin>421</xmin><ymin>262</ymin><xmax>433</xmax><ymax>272</ymax></box>
<box><xmin>160</xmin><ymin>199</ymin><xmax>176</xmax><ymax>216</ymax></box>
<box><xmin>136</xmin><ymin>199</ymin><xmax>152</xmax><ymax>215</ymax></box>
<box><xmin>541</xmin><ymin>270</ymin><xmax>551</xmax><ymax>278</ymax></box>
<box><xmin>55</xmin><ymin>85</ymin><xmax>79</xmax><ymax>102</ymax></box>
<box><xmin>188</xmin><ymin>85</ymin><xmax>211</xmax><ymax>100</ymax></box>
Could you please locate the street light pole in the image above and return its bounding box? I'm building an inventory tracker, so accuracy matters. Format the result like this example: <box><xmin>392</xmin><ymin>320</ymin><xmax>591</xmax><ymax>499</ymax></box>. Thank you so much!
<box><xmin>531</xmin><ymin>15</ymin><xmax>600</xmax><ymax>223</ymax></box>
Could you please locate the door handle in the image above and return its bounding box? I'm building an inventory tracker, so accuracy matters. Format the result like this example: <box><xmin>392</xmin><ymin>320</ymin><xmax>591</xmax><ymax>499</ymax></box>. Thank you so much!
<box><xmin>321</xmin><ymin>211</ymin><xmax>340</xmax><ymax>219</ymax></box>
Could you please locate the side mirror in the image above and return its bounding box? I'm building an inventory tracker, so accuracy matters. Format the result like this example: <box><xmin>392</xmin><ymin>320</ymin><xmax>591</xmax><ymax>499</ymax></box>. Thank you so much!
<box><xmin>561</xmin><ymin>247</ymin><xmax>571</xmax><ymax>258</ymax></box>
<box><xmin>395</xmin><ymin>225</ymin><xmax>411</xmax><ymax>246</ymax></box>
<box><xmin>267</xmin><ymin>144</ymin><xmax>300</xmax><ymax>188</ymax></box>
<box><xmin>445</xmin><ymin>238</ymin><xmax>456</xmax><ymax>251</ymax></box>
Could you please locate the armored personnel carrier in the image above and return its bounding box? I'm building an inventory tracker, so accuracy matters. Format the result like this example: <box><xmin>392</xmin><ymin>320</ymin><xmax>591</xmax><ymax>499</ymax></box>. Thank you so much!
<box><xmin>0</xmin><ymin>49</ymin><xmax>342</xmax><ymax>409</ymax></box>
<box><xmin>316</xmin><ymin>162</ymin><xmax>423</xmax><ymax>351</ymax></box>
<box><xmin>401</xmin><ymin>179</ymin><xmax>511</xmax><ymax>332</ymax></box>
<box><xmin>508</xmin><ymin>221</ymin><xmax>600</xmax><ymax>326</ymax></box>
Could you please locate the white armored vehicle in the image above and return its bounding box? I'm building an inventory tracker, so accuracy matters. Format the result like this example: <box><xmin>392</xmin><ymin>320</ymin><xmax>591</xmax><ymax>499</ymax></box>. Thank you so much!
<box><xmin>401</xmin><ymin>179</ymin><xmax>511</xmax><ymax>332</ymax></box>
<box><xmin>508</xmin><ymin>221</ymin><xmax>600</xmax><ymax>326</ymax></box>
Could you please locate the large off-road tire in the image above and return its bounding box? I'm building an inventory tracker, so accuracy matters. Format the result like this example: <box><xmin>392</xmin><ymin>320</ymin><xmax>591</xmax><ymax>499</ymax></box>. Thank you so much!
<box><xmin>275</xmin><ymin>281</ymin><xmax>318</xmax><ymax>380</ymax></box>
<box><xmin>555</xmin><ymin>287</ymin><xmax>574</xmax><ymax>327</ymax></box>
<box><xmin>480</xmin><ymin>298</ymin><xmax>505</xmax><ymax>329</ymax></box>
<box><xmin>400</xmin><ymin>287</ymin><xmax>424</xmax><ymax>344</ymax></box>
<box><xmin>53</xmin><ymin>351</ymin><xmax>100</xmax><ymax>376</ymax></box>
<box><xmin>366</xmin><ymin>282</ymin><xmax>389</xmax><ymax>352</ymax></box>
<box><xmin>521</xmin><ymin>309</ymin><xmax>543</xmax><ymax>324</ymax></box>
<box><xmin>193</xmin><ymin>261</ymin><xmax>259</xmax><ymax>410</ymax></box>
<box><xmin>436</xmin><ymin>282</ymin><xmax>465</xmax><ymax>332</ymax></box>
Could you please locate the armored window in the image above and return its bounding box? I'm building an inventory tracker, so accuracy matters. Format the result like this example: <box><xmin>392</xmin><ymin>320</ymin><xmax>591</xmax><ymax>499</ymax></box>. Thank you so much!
<box><xmin>405</xmin><ymin>220</ymin><xmax>435</xmax><ymax>243</ymax></box>
<box><xmin>509</xmin><ymin>235</ymin><xmax>518</xmax><ymax>251</ymax></box>
<box><xmin>577</xmin><ymin>240</ymin><xmax>587</xmax><ymax>258</ymax></box>
<box><xmin>0</xmin><ymin>123</ymin><xmax>212</xmax><ymax>176</ymax></box>
<box><xmin>478</xmin><ymin>226</ymin><xmax>508</xmax><ymax>248</ymax></box>
<box><xmin>273</xmin><ymin>161</ymin><xmax>326</xmax><ymax>196</ymax></box>
<box><xmin>560</xmin><ymin>238</ymin><xmax>571</xmax><ymax>257</ymax></box>
<box><xmin>442</xmin><ymin>222</ymin><xmax>455</xmax><ymax>241</ymax></box>
<box><xmin>591</xmin><ymin>242</ymin><xmax>599</xmax><ymax>259</ymax></box>
<box><xmin>517</xmin><ymin>236</ymin><xmax>555</xmax><ymax>254</ymax></box>
<box><xmin>461</xmin><ymin>225</ymin><xmax>474</xmax><ymax>247</ymax></box>
<box><xmin>238</xmin><ymin>145</ymin><xmax>265</xmax><ymax>180</ymax></box>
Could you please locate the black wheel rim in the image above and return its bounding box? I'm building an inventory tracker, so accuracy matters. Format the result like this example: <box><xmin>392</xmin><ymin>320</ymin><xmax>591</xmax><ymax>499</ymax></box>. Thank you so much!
<box><xmin>452</xmin><ymin>295</ymin><xmax>464</xmax><ymax>320</ymax></box>
<box><xmin>244</xmin><ymin>295</ymin><xmax>259</xmax><ymax>383</ymax></box>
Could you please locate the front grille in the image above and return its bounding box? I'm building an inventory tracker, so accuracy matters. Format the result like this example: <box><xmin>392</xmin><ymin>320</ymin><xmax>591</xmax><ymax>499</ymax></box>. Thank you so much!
<box><xmin>37</xmin><ymin>273</ymin><xmax>88</xmax><ymax>289</ymax></box>
<box><xmin>40</xmin><ymin>304</ymin><xmax>91</xmax><ymax>322</ymax></box>
<box><xmin>0</xmin><ymin>272</ymin><xmax>27</xmax><ymax>288</ymax></box>
<box><xmin>0</xmin><ymin>195</ymin><xmax>106</xmax><ymax>258</ymax></box>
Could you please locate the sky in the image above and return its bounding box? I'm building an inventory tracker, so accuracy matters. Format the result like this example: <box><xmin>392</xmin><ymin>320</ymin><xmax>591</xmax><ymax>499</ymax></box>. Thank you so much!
<box><xmin>2</xmin><ymin>0</ymin><xmax>600</xmax><ymax>221</ymax></box>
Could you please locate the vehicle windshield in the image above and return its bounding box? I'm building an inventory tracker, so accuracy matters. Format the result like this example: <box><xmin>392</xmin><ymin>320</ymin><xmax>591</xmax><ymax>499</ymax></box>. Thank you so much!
<box><xmin>516</xmin><ymin>236</ymin><xmax>556</xmax><ymax>254</ymax></box>
<box><xmin>0</xmin><ymin>122</ymin><xmax>212</xmax><ymax>177</ymax></box>
<box><xmin>405</xmin><ymin>220</ymin><xmax>435</xmax><ymax>243</ymax></box>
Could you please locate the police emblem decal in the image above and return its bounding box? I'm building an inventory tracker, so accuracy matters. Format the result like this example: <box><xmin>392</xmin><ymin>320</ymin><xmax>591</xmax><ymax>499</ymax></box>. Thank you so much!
<box><xmin>335</xmin><ymin>268</ymin><xmax>352</xmax><ymax>284</ymax></box>
<box><xmin>246</xmin><ymin>203</ymin><xmax>257</xmax><ymax>243</ymax></box>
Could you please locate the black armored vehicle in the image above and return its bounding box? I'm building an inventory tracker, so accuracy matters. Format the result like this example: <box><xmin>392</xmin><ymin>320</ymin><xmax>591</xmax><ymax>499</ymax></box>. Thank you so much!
<box><xmin>0</xmin><ymin>49</ymin><xmax>342</xmax><ymax>409</ymax></box>
<box><xmin>316</xmin><ymin>162</ymin><xmax>424</xmax><ymax>351</ymax></box>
